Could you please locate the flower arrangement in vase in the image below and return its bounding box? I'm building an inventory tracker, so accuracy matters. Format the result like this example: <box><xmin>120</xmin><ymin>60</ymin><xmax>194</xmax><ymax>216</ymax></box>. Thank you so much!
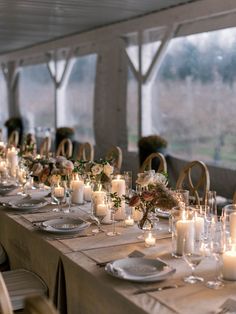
<box><xmin>128</xmin><ymin>170</ymin><xmax>179</xmax><ymax>229</ymax></box>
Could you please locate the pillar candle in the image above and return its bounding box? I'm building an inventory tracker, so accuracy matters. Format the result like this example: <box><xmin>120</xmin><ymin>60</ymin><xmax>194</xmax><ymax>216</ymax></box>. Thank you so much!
<box><xmin>71</xmin><ymin>180</ymin><xmax>84</xmax><ymax>204</ymax></box>
<box><xmin>84</xmin><ymin>184</ymin><xmax>92</xmax><ymax>202</ymax></box>
<box><xmin>112</xmin><ymin>176</ymin><xmax>126</xmax><ymax>220</ymax></box>
<box><xmin>176</xmin><ymin>219</ymin><xmax>194</xmax><ymax>255</ymax></box>
<box><xmin>102</xmin><ymin>207</ymin><xmax>111</xmax><ymax>224</ymax></box>
<box><xmin>125</xmin><ymin>215</ymin><xmax>134</xmax><ymax>226</ymax></box>
<box><xmin>145</xmin><ymin>231</ymin><xmax>156</xmax><ymax>247</ymax></box>
<box><xmin>96</xmin><ymin>203</ymin><xmax>108</xmax><ymax>217</ymax></box>
<box><xmin>111</xmin><ymin>176</ymin><xmax>126</xmax><ymax>196</ymax></box>
<box><xmin>54</xmin><ymin>186</ymin><xmax>65</xmax><ymax>198</ymax></box>
<box><xmin>7</xmin><ymin>147</ymin><xmax>18</xmax><ymax>176</ymax></box>
<box><xmin>222</xmin><ymin>248</ymin><xmax>236</xmax><ymax>280</ymax></box>
<box><xmin>230</xmin><ymin>212</ymin><xmax>236</xmax><ymax>241</ymax></box>
<box><xmin>194</xmin><ymin>216</ymin><xmax>205</xmax><ymax>241</ymax></box>
<box><xmin>114</xmin><ymin>201</ymin><xmax>126</xmax><ymax>220</ymax></box>
<box><xmin>92</xmin><ymin>190</ymin><xmax>106</xmax><ymax>211</ymax></box>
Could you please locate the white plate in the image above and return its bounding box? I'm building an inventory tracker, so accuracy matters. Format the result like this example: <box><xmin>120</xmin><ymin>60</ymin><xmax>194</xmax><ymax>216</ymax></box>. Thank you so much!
<box><xmin>0</xmin><ymin>183</ymin><xmax>17</xmax><ymax>194</ymax></box>
<box><xmin>105</xmin><ymin>258</ymin><xmax>175</xmax><ymax>282</ymax></box>
<box><xmin>40</xmin><ymin>217</ymin><xmax>90</xmax><ymax>234</ymax></box>
<box><xmin>155</xmin><ymin>208</ymin><xmax>170</xmax><ymax>219</ymax></box>
<box><xmin>7</xmin><ymin>198</ymin><xmax>48</xmax><ymax>210</ymax></box>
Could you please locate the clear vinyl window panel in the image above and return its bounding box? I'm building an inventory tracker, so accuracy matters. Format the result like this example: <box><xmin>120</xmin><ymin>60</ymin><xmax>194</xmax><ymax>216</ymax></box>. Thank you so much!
<box><xmin>125</xmin><ymin>27</ymin><xmax>166</xmax><ymax>151</ymax></box>
<box><xmin>144</xmin><ymin>27</ymin><xmax>236</xmax><ymax>170</ymax></box>
<box><xmin>18</xmin><ymin>63</ymin><xmax>55</xmax><ymax>135</ymax></box>
<box><xmin>0</xmin><ymin>71</ymin><xmax>8</xmax><ymax>139</ymax></box>
<box><xmin>57</xmin><ymin>53</ymin><xmax>97</xmax><ymax>144</ymax></box>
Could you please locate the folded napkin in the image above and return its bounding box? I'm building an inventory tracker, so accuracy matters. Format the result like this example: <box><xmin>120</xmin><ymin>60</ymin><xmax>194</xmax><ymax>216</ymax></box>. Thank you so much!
<box><xmin>106</xmin><ymin>263</ymin><xmax>174</xmax><ymax>280</ymax></box>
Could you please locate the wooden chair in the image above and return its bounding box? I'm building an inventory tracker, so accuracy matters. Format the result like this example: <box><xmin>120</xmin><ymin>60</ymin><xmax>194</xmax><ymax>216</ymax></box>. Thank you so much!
<box><xmin>8</xmin><ymin>130</ymin><xmax>19</xmax><ymax>147</ymax></box>
<box><xmin>233</xmin><ymin>192</ymin><xmax>236</xmax><ymax>204</ymax></box>
<box><xmin>176</xmin><ymin>160</ymin><xmax>210</xmax><ymax>206</ymax></box>
<box><xmin>24</xmin><ymin>295</ymin><xmax>58</xmax><ymax>314</ymax></box>
<box><xmin>77</xmin><ymin>142</ymin><xmax>94</xmax><ymax>161</ymax></box>
<box><xmin>140</xmin><ymin>152</ymin><xmax>167</xmax><ymax>173</ymax></box>
<box><xmin>39</xmin><ymin>136</ymin><xmax>51</xmax><ymax>157</ymax></box>
<box><xmin>105</xmin><ymin>146</ymin><xmax>122</xmax><ymax>173</ymax></box>
<box><xmin>56</xmin><ymin>138</ymin><xmax>73</xmax><ymax>158</ymax></box>
<box><xmin>22</xmin><ymin>133</ymin><xmax>37</xmax><ymax>154</ymax></box>
<box><xmin>1</xmin><ymin>269</ymin><xmax>47</xmax><ymax>312</ymax></box>
<box><xmin>0</xmin><ymin>272</ymin><xmax>13</xmax><ymax>314</ymax></box>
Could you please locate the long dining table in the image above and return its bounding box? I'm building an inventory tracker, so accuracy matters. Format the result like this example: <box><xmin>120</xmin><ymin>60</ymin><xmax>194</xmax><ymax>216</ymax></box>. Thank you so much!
<box><xmin>0</xmin><ymin>191</ymin><xmax>236</xmax><ymax>314</ymax></box>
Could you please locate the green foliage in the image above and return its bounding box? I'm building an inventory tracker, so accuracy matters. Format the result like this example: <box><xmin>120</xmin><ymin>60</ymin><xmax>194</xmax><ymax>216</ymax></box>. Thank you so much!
<box><xmin>109</xmin><ymin>192</ymin><xmax>123</xmax><ymax>209</ymax></box>
<box><xmin>138</xmin><ymin>135</ymin><xmax>167</xmax><ymax>151</ymax></box>
<box><xmin>159</xmin><ymin>36</ymin><xmax>236</xmax><ymax>85</ymax></box>
<box><xmin>5</xmin><ymin>117</ymin><xmax>23</xmax><ymax>129</ymax></box>
<box><xmin>56</xmin><ymin>127</ymin><xmax>75</xmax><ymax>136</ymax></box>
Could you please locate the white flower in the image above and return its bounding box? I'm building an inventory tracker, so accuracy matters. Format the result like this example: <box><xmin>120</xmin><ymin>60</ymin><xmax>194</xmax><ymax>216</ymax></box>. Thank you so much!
<box><xmin>62</xmin><ymin>160</ymin><xmax>74</xmax><ymax>174</ymax></box>
<box><xmin>153</xmin><ymin>173</ymin><xmax>168</xmax><ymax>186</ymax></box>
<box><xmin>103</xmin><ymin>163</ymin><xmax>113</xmax><ymax>177</ymax></box>
<box><xmin>91</xmin><ymin>164</ymin><xmax>103</xmax><ymax>176</ymax></box>
<box><xmin>136</xmin><ymin>170</ymin><xmax>155</xmax><ymax>187</ymax></box>
<box><xmin>32</xmin><ymin>163</ymin><xmax>43</xmax><ymax>176</ymax></box>
<box><xmin>50</xmin><ymin>174</ymin><xmax>61</xmax><ymax>184</ymax></box>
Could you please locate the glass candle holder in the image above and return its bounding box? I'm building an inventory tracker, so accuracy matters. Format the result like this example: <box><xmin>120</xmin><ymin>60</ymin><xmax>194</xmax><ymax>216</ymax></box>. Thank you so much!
<box><xmin>171</xmin><ymin>206</ymin><xmax>194</xmax><ymax>258</ymax></box>
<box><xmin>221</xmin><ymin>204</ymin><xmax>236</xmax><ymax>244</ymax></box>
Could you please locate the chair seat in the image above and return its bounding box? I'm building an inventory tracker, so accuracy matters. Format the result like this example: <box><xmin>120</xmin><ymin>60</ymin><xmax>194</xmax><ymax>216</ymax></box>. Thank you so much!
<box><xmin>2</xmin><ymin>269</ymin><xmax>47</xmax><ymax>311</ymax></box>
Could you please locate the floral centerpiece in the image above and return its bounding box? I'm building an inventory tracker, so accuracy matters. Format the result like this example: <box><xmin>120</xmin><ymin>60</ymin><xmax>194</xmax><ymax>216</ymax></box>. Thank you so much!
<box><xmin>73</xmin><ymin>159</ymin><xmax>114</xmax><ymax>189</ymax></box>
<box><xmin>26</xmin><ymin>156</ymin><xmax>74</xmax><ymax>186</ymax></box>
<box><xmin>128</xmin><ymin>170</ymin><xmax>179</xmax><ymax>229</ymax></box>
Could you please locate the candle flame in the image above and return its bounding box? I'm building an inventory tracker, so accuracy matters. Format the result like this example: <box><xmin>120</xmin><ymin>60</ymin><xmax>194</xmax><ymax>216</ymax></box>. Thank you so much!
<box><xmin>181</xmin><ymin>209</ymin><xmax>186</xmax><ymax>220</ymax></box>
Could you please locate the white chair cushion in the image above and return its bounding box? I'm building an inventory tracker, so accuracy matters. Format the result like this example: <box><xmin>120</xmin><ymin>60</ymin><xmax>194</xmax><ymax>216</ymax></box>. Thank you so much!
<box><xmin>2</xmin><ymin>269</ymin><xmax>47</xmax><ymax>311</ymax></box>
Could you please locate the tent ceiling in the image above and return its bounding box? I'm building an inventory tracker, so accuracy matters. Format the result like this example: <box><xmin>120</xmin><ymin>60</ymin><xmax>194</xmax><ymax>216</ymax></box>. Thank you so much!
<box><xmin>0</xmin><ymin>0</ymin><xmax>197</xmax><ymax>55</ymax></box>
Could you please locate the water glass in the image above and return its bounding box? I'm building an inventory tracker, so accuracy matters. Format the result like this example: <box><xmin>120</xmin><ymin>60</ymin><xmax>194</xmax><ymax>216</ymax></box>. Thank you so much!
<box><xmin>183</xmin><ymin>237</ymin><xmax>205</xmax><ymax>284</ymax></box>
<box><xmin>221</xmin><ymin>204</ymin><xmax>236</xmax><ymax>243</ymax></box>
<box><xmin>52</xmin><ymin>182</ymin><xmax>66</xmax><ymax>212</ymax></box>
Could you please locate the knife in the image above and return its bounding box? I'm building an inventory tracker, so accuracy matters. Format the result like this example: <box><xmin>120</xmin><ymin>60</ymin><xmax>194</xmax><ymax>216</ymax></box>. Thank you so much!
<box><xmin>133</xmin><ymin>284</ymin><xmax>183</xmax><ymax>295</ymax></box>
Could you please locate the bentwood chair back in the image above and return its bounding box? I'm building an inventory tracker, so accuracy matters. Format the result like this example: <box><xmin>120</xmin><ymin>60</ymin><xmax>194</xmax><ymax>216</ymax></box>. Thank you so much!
<box><xmin>39</xmin><ymin>136</ymin><xmax>51</xmax><ymax>157</ymax></box>
<box><xmin>2</xmin><ymin>269</ymin><xmax>47</xmax><ymax>312</ymax></box>
<box><xmin>56</xmin><ymin>138</ymin><xmax>73</xmax><ymax>159</ymax></box>
<box><xmin>24</xmin><ymin>295</ymin><xmax>59</xmax><ymax>314</ymax></box>
<box><xmin>105</xmin><ymin>146</ymin><xmax>122</xmax><ymax>173</ymax></box>
<box><xmin>0</xmin><ymin>272</ymin><xmax>13</xmax><ymax>314</ymax></box>
<box><xmin>176</xmin><ymin>160</ymin><xmax>210</xmax><ymax>206</ymax></box>
<box><xmin>8</xmin><ymin>130</ymin><xmax>19</xmax><ymax>147</ymax></box>
<box><xmin>140</xmin><ymin>152</ymin><xmax>167</xmax><ymax>173</ymax></box>
<box><xmin>233</xmin><ymin>192</ymin><xmax>236</xmax><ymax>204</ymax></box>
<box><xmin>77</xmin><ymin>142</ymin><xmax>94</xmax><ymax>161</ymax></box>
<box><xmin>22</xmin><ymin>133</ymin><xmax>37</xmax><ymax>154</ymax></box>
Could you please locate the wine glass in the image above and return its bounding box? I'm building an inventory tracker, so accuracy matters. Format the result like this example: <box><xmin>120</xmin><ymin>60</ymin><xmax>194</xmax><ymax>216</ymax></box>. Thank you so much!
<box><xmin>106</xmin><ymin>195</ymin><xmax>121</xmax><ymax>236</ymax></box>
<box><xmin>106</xmin><ymin>206</ymin><xmax>121</xmax><ymax>236</ymax></box>
<box><xmin>52</xmin><ymin>183</ymin><xmax>66</xmax><ymax>212</ymax></box>
<box><xmin>123</xmin><ymin>171</ymin><xmax>132</xmax><ymax>196</ymax></box>
<box><xmin>205</xmin><ymin>220</ymin><xmax>224</xmax><ymax>289</ymax></box>
<box><xmin>182</xmin><ymin>237</ymin><xmax>205</xmax><ymax>284</ymax></box>
<box><xmin>204</xmin><ymin>191</ymin><xmax>217</xmax><ymax>240</ymax></box>
<box><xmin>63</xmin><ymin>180</ymin><xmax>72</xmax><ymax>213</ymax></box>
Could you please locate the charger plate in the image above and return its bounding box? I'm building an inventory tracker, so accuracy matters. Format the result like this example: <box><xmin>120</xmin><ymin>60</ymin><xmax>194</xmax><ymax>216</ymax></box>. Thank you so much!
<box><xmin>4</xmin><ymin>198</ymin><xmax>48</xmax><ymax>210</ymax></box>
<box><xmin>40</xmin><ymin>217</ymin><xmax>90</xmax><ymax>234</ymax></box>
<box><xmin>105</xmin><ymin>257</ymin><xmax>175</xmax><ymax>283</ymax></box>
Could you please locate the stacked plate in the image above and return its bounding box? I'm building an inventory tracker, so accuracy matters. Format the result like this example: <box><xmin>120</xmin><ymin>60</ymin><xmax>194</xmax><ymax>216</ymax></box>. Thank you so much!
<box><xmin>105</xmin><ymin>258</ymin><xmax>175</xmax><ymax>282</ymax></box>
<box><xmin>155</xmin><ymin>208</ymin><xmax>170</xmax><ymax>219</ymax></box>
<box><xmin>39</xmin><ymin>217</ymin><xmax>91</xmax><ymax>234</ymax></box>
<box><xmin>0</xmin><ymin>183</ymin><xmax>17</xmax><ymax>195</ymax></box>
<box><xmin>2</xmin><ymin>198</ymin><xmax>48</xmax><ymax>211</ymax></box>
